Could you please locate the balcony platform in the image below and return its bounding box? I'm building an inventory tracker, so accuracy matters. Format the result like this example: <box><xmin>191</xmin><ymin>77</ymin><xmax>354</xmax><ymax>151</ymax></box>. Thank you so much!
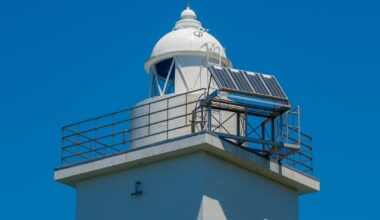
<box><xmin>55</xmin><ymin>132</ymin><xmax>319</xmax><ymax>195</ymax></box>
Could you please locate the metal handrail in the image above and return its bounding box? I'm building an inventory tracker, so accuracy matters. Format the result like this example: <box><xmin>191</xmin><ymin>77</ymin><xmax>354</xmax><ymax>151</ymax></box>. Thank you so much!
<box><xmin>61</xmin><ymin>89</ymin><xmax>206</xmax><ymax>165</ymax></box>
<box><xmin>59</xmin><ymin>88</ymin><xmax>314</xmax><ymax>175</ymax></box>
<box><xmin>63</xmin><ymin>88</ymin><xmax>206</xmax><ymax>128</ymax></box>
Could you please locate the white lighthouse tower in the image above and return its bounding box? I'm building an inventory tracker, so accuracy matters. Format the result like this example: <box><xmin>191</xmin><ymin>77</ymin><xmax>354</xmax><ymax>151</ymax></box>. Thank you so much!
<box><xmin>55</xmin><ymin>6</ymin><xmax>319</xmax><ymax>220</ymax></box>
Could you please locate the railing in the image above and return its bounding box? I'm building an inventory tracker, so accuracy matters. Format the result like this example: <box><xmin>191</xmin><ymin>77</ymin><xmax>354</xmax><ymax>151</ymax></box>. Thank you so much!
<box><xmin>281</xmin><ymin>130</ymin><xmax>313</xmax><ymax>173</ymax></box>
<box><xmin>60</xmin><ymin>89</ymin><xmax>313</xmax><ymax>175</ymax></box>
<box><xmin>61</xmin><ymin>89</ymin><xmax>206</xmax><ymax>166</ymax></box>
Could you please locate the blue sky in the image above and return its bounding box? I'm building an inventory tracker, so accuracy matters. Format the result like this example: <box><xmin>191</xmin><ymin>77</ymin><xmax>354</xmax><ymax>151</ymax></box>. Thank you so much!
<box><xmin>1</xmin><ymin>0</ymin><xmax>379</xmax><ymax>219</ymax></box>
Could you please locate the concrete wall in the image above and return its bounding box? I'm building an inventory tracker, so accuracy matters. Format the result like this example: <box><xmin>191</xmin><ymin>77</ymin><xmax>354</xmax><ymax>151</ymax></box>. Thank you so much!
<box><xmin>76</xmin><ymin>152</ymin><xmax>298</xmax><ymax>220</ymax></box>
<box><xmin>130</xmin><ymin>93</ymin><xmax>245</xmax><ymax>149</ymax></box>
<box><xmin>201</xmin><ymin>153</ymin><xmax>298</xmax><ymax>220</ymax></box>
<box><xmin>77</xmin><ymin>153</ymin><xmax>204</xmax><ymax>220</ymax></box>
<box><xmin>129</xmin><ymin>93</ymin><xmax>201</xmax><ymax>149</ymax></box>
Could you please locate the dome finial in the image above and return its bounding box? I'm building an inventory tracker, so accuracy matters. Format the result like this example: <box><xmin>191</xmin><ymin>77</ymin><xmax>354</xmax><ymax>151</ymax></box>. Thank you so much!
<box><xmin>187</xmin><ymin>0</ymin><xmax>190</xmax><ymax>9</ymax></box>
<box><xmin>175</xmin><ymin>5</ymin><xmax>204</xmax><ymax>30</ymax></box>
<box><xmin>180</xmin><ymin>5</ymin><xmax>196</xmax><ymax>20</ymax></box>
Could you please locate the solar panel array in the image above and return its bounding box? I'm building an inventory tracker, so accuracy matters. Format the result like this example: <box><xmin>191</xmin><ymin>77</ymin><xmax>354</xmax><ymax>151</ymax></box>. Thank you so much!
<box><xmin>208</xmin><ymin>65</ymin><xmax>287</xmax><ymax>100</ymax></box>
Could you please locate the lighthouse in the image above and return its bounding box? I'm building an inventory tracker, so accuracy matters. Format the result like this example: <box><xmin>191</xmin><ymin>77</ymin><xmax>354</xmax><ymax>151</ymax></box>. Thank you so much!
<box><xmin>55</xmin><ymin>6</ymin><xmax>319</xmax><ymax>220</ymax></box>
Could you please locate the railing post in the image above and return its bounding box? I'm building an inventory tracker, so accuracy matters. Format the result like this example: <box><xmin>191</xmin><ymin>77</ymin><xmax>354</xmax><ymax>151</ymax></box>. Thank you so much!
<box><xmin>61</xmin><ymin>128</ymin><xmax>64</xmax><ymax>165</ymax></box>
<box><xmin>91</xmin><ymin>121</ymin><xmax>94</xmax><ymax>159</ymax></box>
<box><xmin>122</xmin><ymin>129</ymin><xmax>127</xmax><ymax>145</ymax></box>
<box><xmin>95</xmin><ymin>118</ymin><xmax>98</xmax><ymax>154</ymax></box>
<box><xmin>244</xmin><ymin>108</ymin><xmax>248</xmax><ymax>145</ymax></box>
<box><xmin>261</xmin><ymin>123</ymin><xmax>265</xmax><ymax>154</ymax></box>
<box><xmin>185</xmin><ymin>93</ymin><xmax>188</xmax><ymax>127</ymax></box>
<box><xmin>271</xmin><ymin>118</ymin><xmax>275</xmax><ymax>142</ymax></box>
<box><xmin>298</xmin><ymin>106</ymin><xmax>301</xmax><ymax>146</ymax></box>
<box><xmin>286</xmin><ymin>111</ymin><xmax>289</xmax><ymax>144</ymax></box>
<box><xmin>236</xmin><ymin>112</ymin><xmax>240</xmax><ymax>136</ymax></box>
<box><xmin>166</xmin><ymin>97</ymin><xmax>169</xmax><ymax>140</ymax></box>
<box><xmin>207</xmin><ymin>104</ymin><xmax>211</xmax><ymax>132</ymax></box>
<box><xmin>148</xmin><ymin>103</ymin><xmax>151</xmax><ymax>136</ymax></box>
<box><xmin>279</xmin><ymin>117</ymin><xmax>282</xmax><ymax>143</ymax></box>
<box><xmin>111</xmin><ymin>113</ymin><xmax>115</xmax><ymax>152</ymax></box>
<box><xmin>236</xmin><ymin>112</ymin><xmax>241</xmax><ymax>145</ymax></box>
<box><xmin>76</xmin><ymin>124</ymin><xmax>80</xmax><ymax>162</ymax></box>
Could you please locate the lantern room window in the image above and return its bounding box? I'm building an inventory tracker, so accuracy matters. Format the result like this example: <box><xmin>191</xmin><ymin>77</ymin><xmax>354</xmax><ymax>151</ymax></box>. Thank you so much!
<box><xmin>150</xmin><ymin>58</ymin><xmax>175</xmax><ymax>97</ymax></box>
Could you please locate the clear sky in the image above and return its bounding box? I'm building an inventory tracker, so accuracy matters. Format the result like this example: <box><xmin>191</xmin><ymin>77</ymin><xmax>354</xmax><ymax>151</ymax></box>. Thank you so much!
<box><xmin>1</xmin><ymin>0</ymin><xmax>379</xmax><ymax>219</ymax></box>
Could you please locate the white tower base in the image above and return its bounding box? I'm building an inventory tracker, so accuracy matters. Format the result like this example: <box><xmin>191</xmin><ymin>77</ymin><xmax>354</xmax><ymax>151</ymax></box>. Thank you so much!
<box><xmin>55</xmin><ymin>133</ymin><xmax>319</xmax><ymax>220</ymax></box>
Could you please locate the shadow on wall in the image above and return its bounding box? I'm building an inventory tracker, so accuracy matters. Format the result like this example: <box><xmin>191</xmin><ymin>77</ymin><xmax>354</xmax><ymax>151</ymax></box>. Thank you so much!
<box><xmin>197</xmin><ymin>195</ymin><xmax>227</xmax><ymax>220</ymax></box>
<box><xmin>198</xmin><ymin>144</ymin><xmax>298</xmax><ymax>220</ymax></box>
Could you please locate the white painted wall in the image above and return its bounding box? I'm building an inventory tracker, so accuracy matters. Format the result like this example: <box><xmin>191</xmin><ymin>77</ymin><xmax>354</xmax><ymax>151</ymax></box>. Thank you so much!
<box><xmin>129</xmin><ymin>93</ymin><xmax>201</xmax><ymax>149</ymax></box>
<box><xmin>201</xmin><ymin>153</ymin><xmax>298</xmax><ymax>220</ymax></box>
<box><xmin>76</xmin><ymin>152</ymin><xmax>298</xmax><ymax>220</ymax></box>
<box><xmin>174</xmin><ymin>56</ymin><xmax>219</xmax><ymax>94</ymax></box>
<box><xmin>130</xmin><ymin>92</ymin><xmax>245</xmax><ymax>149</ymax></box>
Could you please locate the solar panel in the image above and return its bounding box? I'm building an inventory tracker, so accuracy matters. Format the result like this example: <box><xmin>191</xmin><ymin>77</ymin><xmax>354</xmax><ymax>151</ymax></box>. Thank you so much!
<box><xmin>209</xmin><ymin>66</ymin><xmax>237</xmax><ymax>90</ymax></box>
<box><xmin>208</xmin><ymin>66</ymin><xmax>288</xmax><ymax>100</ymax></box>
<box><xmin>244</xmin><ymin>71</ymin><xmax>271</xmax><ymax>96</ymax></box>
<box><xmin>260</xmin><ymin>74</ymin><xmax>286</xmax><ymax>98</ymax></box>
<box><xmin>228</xmin><ymin>69</ymin><xmax>252</xmax><ymax>93</ymax></box>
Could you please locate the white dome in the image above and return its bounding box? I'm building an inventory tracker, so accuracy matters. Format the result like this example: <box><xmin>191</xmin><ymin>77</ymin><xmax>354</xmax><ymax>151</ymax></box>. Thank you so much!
<box><xmin>151</xmin><ymin>28</ymin><xmax>227</xmax><ymax>59</ymax></box>
<box><xmin>145</xmin><ymin>7</ymin><xmax>230</xmax><ymax>72</ymax></box>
